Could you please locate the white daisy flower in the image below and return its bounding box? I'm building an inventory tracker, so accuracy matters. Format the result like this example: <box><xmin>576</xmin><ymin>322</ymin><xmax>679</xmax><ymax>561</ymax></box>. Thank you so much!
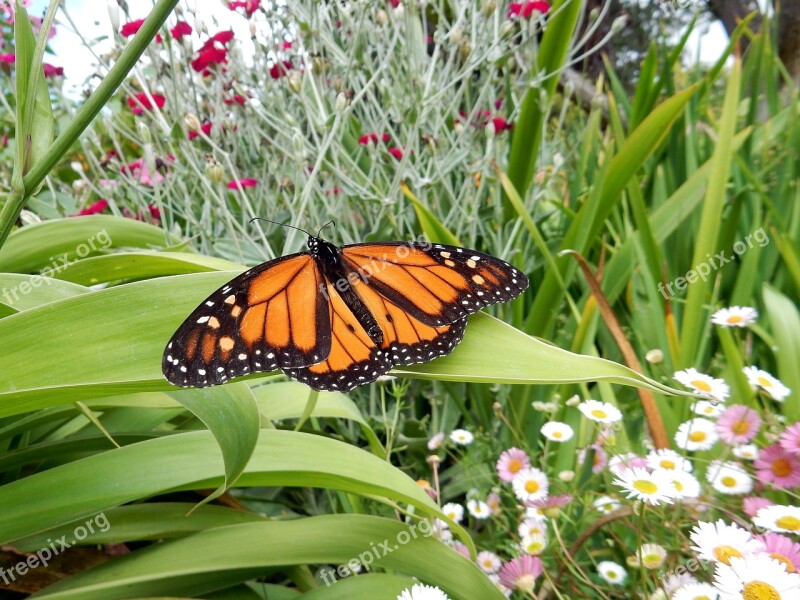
<box><xmin>441</xmin><ymin>502</ymin><xmax>464</xmax><ymax>523</ymax></box>
<box><xmin>397</xmin><ymin>583</ymin><xmax>450</xmax><ymax>600</ymax></box>
<box><xmin>753</xmin><ymin>505</ymin><xmax>800</xmax><ymax>535</ymax></box>
<box><xmin>711</xmin><ymin>306</ymin><xmax>758</xmax><ymax>328</ymax></box>
<box><xmin>466</xmin><ymin>499</ymin><xmax>491</xmax><ymax>520</ymax></box>
<box><xmin>593</xmin><ymin>495</ymin><xmax>621</xmax><ymax>513</ymax></box>
<box><xmin>713</xmin><ymin>553</ymin><xmax>800</xmax><ymax>599</ymax></box>
<box><xmin>578</xmin><ymin>399</ymin><xmax>623</xmax><ymax>423</ymax></box>
<box><xmin>674</xmin><ymin>368</ymin><xmax>730</xmax><ymax>401</ymax></box>
<box><xmin>511</xmin><ymin>467</ymin><xmax>549</xmax><ymax>503</ymax></box>
<box><xmin>488</xmin><ymin>573</ymin><xmax>512</xmax><ymax>598</ymax></box>
<box><xmin>743</xmin><ymin>366</ymin><xmax>791</xmax><ymax>402</ymax></box>
<box><xmin>476</xmin><ymin>550</ymin><xmax>502</xmax><ymax>574</ymax></box>
<box><xmin>531</xmin><ymin>400</ymin><xmax>558</xmax><ymax>412</ymax></box>
<box><xmin>637</xmin><ymin>543</ymin><xmax>667</xmax><ymax>569</ymax></box>
<box><xmin>449</xmin><ymin>429</ymin><xmax>474</xmax><ymax>445</ymax></box>
<box><xmin>706</xmin><ymin>460</ymin><xmax>753</xmax><ymax>495</ymax></box>
<box><xmin>675</xmin><ymin>418</ymin><xmax>719</xmax><ymax>451</ymax></box>
<box><xmin>431</xmin><ymin>519</ymin><xmax>453</xmax><ymax>543</ymax></box>
<box><xmin>690</xmin><ymin>519</ymin><xmax>764</xmax><ymax>565</ymax></box>
<box><xmin>612</xmin><ymin>467</ymin><xmax>675</xmax><ymax>505</ymax></box>
<box><xmin>672</xmin><ymin>582</ymin><xmax>720</xmax><ymax>600</ymax></box>
<box><xmin>520</xmin><ymin>532</ymin><xmax>547</xmax><ymax>555</ymax></box>
<box><xmin>693</xmin><ymin>400</ymin><xmax>726</xmax><ymax>418</ymax></box>
<box><xmin>597</xmin><ymin>560</ymin><xmax>627</xmax><ymax>585</ymax></box>
<box><xmin>666</xmin><ymin>469</ymin><xmax>702</xmax><ymax>500</ymax></box>
<box><xmin>541</xmin><ymin>421</ymin><xmax>574</xmax><ymax>442</ymax></box>
<box><xmin>646</xmin><ymin>449</ymin><xmax>693</xmax><ymax>472</ymax></box>
<box><xmin>427</xmin><ymin>432</ymin><xmax>445</xmax><ymax>450</ymax></box>
<box><xmin>662</xmin><ymin>573</ymin><xmax>700</xmax><ymax>596</ymax></box>
<box><xmin>518</xmin><ymin>517</ymin><xmax>547</xmax><ymax>538</ymax></box>
<box><xmin>732</xmin><ymin>444</ymin><xmax>759</xmax><ymax>460</ymax></box>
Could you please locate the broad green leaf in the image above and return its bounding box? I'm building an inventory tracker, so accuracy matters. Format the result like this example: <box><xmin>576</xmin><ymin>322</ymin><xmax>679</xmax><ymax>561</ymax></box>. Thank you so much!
<box><xmin>678</xmin><ymin>61</ymin><xmax>741</xmax><ymax>367</ymax></box>
<box><xmin>30</xmin><ymin>515</ymin><xmax>502</xmax><ymax>600</ymax></box>
<box><xmin>763</xmin><ymin>284</ymin><xmax>800</xmax><ymax>421</ymax></box>
<box><xmin>0</xmin><ymin>273</ymin><xmax>691</xmax><ymax>418</ymax></box>
<box><xmin>0</xmin><ymin>430</ymin><xmax>444</xmax><ymax>543</ymax></box>
<box><xmin>300</xmin><ymin>574</ymin><xmax>422</xmax><ymax>599</ymax></box>
<box><xmin>13</xmin><ymin>503</ymin><xmax>265</xmax><ymax>552</ymax></box>
<box><xmin>396</xmin><ymin>312</ymin><xmax>693</xmax><ymax>397</ymax></box>
<box><xmin>54</xmin><ymin>251</ymin><xmax>242</xmax><ymax>285</ymax></box>
<box><xmin>169</xmin><ymin>384</ymin><xmax>260</xmax><ymax>506</ymax></box>
<box><xmin>0</xmin><ymin>216</ymin><xmax>174</xmax><ymax>273</ymax></box>
<box><xmin>0</xmin><ymin>274</ymin><xmax>88</xmax><ymax>310</ymax></box>
<box><xmin>253</xmin><ymin>382</ymin><xmax>367</xmax><ymax>424</ymax></box>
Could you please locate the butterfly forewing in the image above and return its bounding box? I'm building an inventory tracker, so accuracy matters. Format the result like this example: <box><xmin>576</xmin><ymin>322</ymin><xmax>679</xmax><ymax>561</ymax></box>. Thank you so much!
<box><xmin>340</xmin><ymin>242</ymin><xmax>528</xmax><ymax>327</ymax></box>
<box><xmin>163</xmin><ymin>253</ymin><xmax>331</xmax><ymax>387</ymax></box>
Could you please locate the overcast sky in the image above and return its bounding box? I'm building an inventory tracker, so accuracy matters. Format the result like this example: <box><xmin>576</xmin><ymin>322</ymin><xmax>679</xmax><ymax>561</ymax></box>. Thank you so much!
<box><xmin>29</xmin><ymin>0</ymin><xmax>730</xmax><ymax>98</ymax></box>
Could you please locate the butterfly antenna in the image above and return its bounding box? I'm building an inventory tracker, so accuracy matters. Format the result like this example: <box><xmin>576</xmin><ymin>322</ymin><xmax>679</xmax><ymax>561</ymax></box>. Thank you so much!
<box><xmin>249</xmin><ymin>217</ymin><xmax>314</xmax><ymax>238</ymax></box>
<box><xmin>317</xmin><ymin>220</ymin><xmax>336</xmax><ymax>237</ymax></box>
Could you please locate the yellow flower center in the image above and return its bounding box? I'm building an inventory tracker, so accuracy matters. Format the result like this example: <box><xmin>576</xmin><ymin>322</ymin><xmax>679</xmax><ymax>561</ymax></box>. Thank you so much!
<box><xmin>673</xmin><ymin>480</ymin><xmax>685</xmax><ymax>492</ymax></box>
<box><xmin>691</xmin><ymin>379</ymin><xmax>713</xmax><ymax>392</ymax></box>
<box><xmin>757</xmin><ymin>376</ymin><xmax>773</xmax><ymax>388</ymax></box>
<box><xmin>633</xmin><ymin>480</ymin><xmax>658</xmax><ymax>495</ymax></box>
<box><xmin>721</xmin><ymin>476</ymin><xmax>737</xmax><ymax>488</ymax></box>
<box><xmin>553</xmin><ymin>431</ymin><xmax>563</xmax><ymax>439</ymax></box>
<box><xmin>727</xmin><ymin>315</ymin><xmax>744</xmax><ymax>324</ymax></box>
<box><xmin>741</xmin><ymin>580</ymin><xmax>780</xmax><ymax>600</ymax></box>
<box><xmin>508</xmin><ymin>458</ymin><xmax>523</xmax><ymax>474</ymax></box>
<box><xmin>713</xmin><ymin>544</ymin><xmax>742</xmax><ymax>565</ymax></box>
<box><xmin>776</xmin><ymin>516</ymin><xmax>800</xmax><ymax>531</ymax></box>
<box><xmin>732</xmin><ymin>419</ymin><xmax>751</xmax><ymax>435</ymax></box>
<box><xmin>525</xmin><ymin>480</ymin><xmax>540</xmax><ymax>494</ymax></box>
<box><xmin>591</xmin><ymin>409</ymin><xmax>608</xmax><ymax>419</ymax></box>
<box><xmin>661</xmin><ymin>460</ymin><xmax>676</xmax><ymax>470</ymax></box>
<box><xmin>770</xmin><ymin>552</ymin><xmax>795</xmax><ymax>573</ymax></box>
<box><xmin>689</xmin><ymin>431</ymin><xmax>708</xmax><ymax>442</ymax></box>
<box><xmin>606</xmin><ymin>571</ymin><xmax>619</xmax><ymax>580</ymax></box>
<box><xmin>524</xmin><ymin>540</ymin><xmax>544</xmax><ymax>554</ymax></box>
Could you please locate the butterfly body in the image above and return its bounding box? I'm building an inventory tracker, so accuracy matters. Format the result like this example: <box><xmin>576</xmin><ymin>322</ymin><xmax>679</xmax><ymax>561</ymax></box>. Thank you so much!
<box><xmin>163</xmin><ymin>235</ymin><xmax>527</xmax><ymax>392</ymax></box>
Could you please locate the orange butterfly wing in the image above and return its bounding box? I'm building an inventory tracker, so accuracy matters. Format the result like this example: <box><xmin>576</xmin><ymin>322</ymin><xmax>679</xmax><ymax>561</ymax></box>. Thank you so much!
<box><xmin>163</xmin><ymin>253</ymin><xmax>331</xmax><ymax>387</ymax></box>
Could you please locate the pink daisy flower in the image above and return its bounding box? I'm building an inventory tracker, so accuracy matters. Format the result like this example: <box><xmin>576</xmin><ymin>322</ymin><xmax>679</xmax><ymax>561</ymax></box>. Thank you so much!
<box><xmin>756</xmin><ymin>532</ymin><xmax>800</xmax><ymax>574</ymax></box>
<box><xmin>451</xmin><ymin>541</ymin><xmax>471</xmax><ymax>559</ymax></box>
<box><xmin>716</xmin><ymin>404</ymin><xmax>761</xmax><ymax>445</ymax></box>
<box><xmin>608</xmin><ymin>452</ymin><xmax>648</xmax><ymax>475</ymax></box>
<box><xmin>527</xmin><ymin>494</ymin><xmax>572</xmax><ymax>518</ymax></box>
<box><xmin>754</xmin><ymin>444</ymin><xmax>800</xmax><ymax>489</ymax></box>
<box><xmin>496</xmin><ymin>448</ymin><xmax>530</xmax><ymax>482</ymax></box>
<box><xmin>780</xmin><ymin>422</ymin><xmax>800</xmax><ymax>456</ymax></box>
<box><xmin>743</xmin><ymin>496</ymin><xmax>774</xmax><ymax>518</ymax></box>
<box><xmin>498</xmin><ymin>554</ymin><xmax>543</xmax><ymax>593</ymax></box>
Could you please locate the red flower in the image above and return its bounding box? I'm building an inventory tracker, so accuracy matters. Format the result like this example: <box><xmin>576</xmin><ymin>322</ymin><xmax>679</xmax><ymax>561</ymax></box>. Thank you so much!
<box><xmin>191</xmin><ymin>47</ymin><xmax>228</xmax><ymax>73</ymax></box>
<box><xmin>227</xmin><ymin>178</ymin><xmax>258</xmax><ymax>189</ymax></box>
<box><xmin>269</xmin><ymin>60</ymin><xmax>292</xmax><ymax>79</ymax></box>
<box><xmin>120</xmin><ymin>18</ymin><xmax>162</xmax><ymax>42</ymax></box>
<box><xmin>127</xmin><ymin>93</ymin><xmax>166</xmax><ymax>114</ymax></box>
<box><xmin>228</xmin><ymin>0</ymin><xmax>261</xmax><ymax>15</ymax></box>
<box><xmin>387</xmin><ymin>147</ymin><xmax>404</xmax><ymax>160</ymax></box>
<box><xmin>0</xmin><ymin>53</ymin><xmax>15</xmax><ymax>64</ymax></box>
<box><xmin>491</xmin><ymin>117</ymin><xmax>513</xmax><ymax>132</ymax></box>
<box><xmin>223</xmin><ymin>94</ymin><xmax>247</xmax><ymax>105</ymax></box>
<box><xmin>43</xmin><ymin>63</ymin><xmax>63</xmax><ymax>78</ymax></box>
<box><xmin>147</xmin><ymin>204</ymin><xmax>161</xmax><ymax>221</ymax></box>
<box><xmin>73</xmin><ymin>199</ymin><xmax>109</xmax><ymax>217</ymax></box>
<box><xmin>388</xmin><ymin>0</ymin><xmax>401</xmax><ymax>7</ymax></box>
<box><xmin>170</xmin><ymin>20</ymin><xmax>192</xmax><ymax>39</ymax></box>
<box><xmin>120</xmin><ymin>19</ymin><xmax>145</xmax><ymax>37</ymax></box>
<box><xmin>188</xmin><ymin>122</ymin><xmax>213</xmax><ymax>140</ymax></box>
<box><xmin>358</xmin><ymin>132</ymin><xmax>390</xmax><ymax>145</ymax></box>
<box><xmin>203</xmin><ymin>30</ymin><xmax>235</xmax><ymax>48</ymax></box>
<box><xmin>507</xmin><ymin>1</ymin><xmax>550</xmax><ymax>19</ymax></box>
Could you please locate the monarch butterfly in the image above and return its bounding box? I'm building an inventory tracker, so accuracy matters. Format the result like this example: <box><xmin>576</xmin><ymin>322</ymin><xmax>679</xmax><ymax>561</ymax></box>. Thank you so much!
<box><xmin>163</xmin><ymin>224</ymin><xmax>528</xmax><ymax>392</ymax></box>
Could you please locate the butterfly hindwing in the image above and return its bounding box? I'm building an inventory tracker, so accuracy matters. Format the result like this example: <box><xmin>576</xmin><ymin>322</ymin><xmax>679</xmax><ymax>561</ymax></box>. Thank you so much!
<box><xmin>163</xmin><ymin>253</ymin><xmax>331</xmax><ymax>387</ymax></box>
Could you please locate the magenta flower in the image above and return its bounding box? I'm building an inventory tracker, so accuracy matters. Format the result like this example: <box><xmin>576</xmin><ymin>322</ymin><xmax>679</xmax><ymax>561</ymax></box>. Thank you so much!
<box><xmin>743</xmin><ymin>496</ymin><xmax>774</xmax><ymax>518</ymax></box>
<box><xmin>579</xmin><ymin>444</ymin><xmax>608</xmax><ymax>474</ymax></box>
<box><xmin>387</xmin><ymin>146</ymin><xmax>404</xmax><ymax>160</ymax></box>
<box><xmin>227</xmin><ymin>178</ymin><xmax>258</xmax><ymax>190</ymax></box>
<box><xmin>756</xmin><ymin>532</ymin><xmax>800</xmax><ymax>574</ymax></box>
<box><xmin>121</xmin><ymin>19</ymin><xmax>162</xmax><ymax>42</ymax></box>
<box><xmin>496</xmin><ymin>447</ymin><xmax>530</xmax><ymax>482</ymax></box>
<box><xmin>507</xmin><ymin>1</ymin><xmax>550</xmax><ymax>19</ymax></box>
<box><xmin>72</xmin><ymin>199</ymin><xmax>109</xmax><ymax>217</ymax></box>
<box><xmin>127</xmin><ymin>93</ymin><xmax>166</xmax><ymax>114</ymax></box>
<box><xmin>358</xmin><ymin>132</ymin><xmax>390</xmax><ymax>145</ymax></box>
<box><xmin>269</xmin><ymin>60</ymin><xmax>293</xmax><ymax>79</ymax></box>
<box><xmin>754</xmin><ymin>443</ymin><xmax>800</xmax><ymax>489</ymax></box>
<box><xmin>498</xmin><ymin>554</ymin><xmax>543</xmax><ymax>593</ymax></box>
<box><xmin>228</xmin><ymin>0</ymin><xmax>261</xmax><ymax>15</ymax></box>
<box><xmin>120</xmin><ymin>156</ymin><xmax>173</xmax><ymax>186</ymax></box>
<box><xmin>716</xmin><ymin>404</ymin><xmax>761</xmax><ymax>445</ymax></box>
<box><xmin>170</xmin><ymin>20</ymin><xmax>192</xmax><ymax>39</ymax></box>
<box><xmin>43</xmin><ymin>63</ymin><xmax>63</xmax><ymax>78</ymax></box>
<box><xmin>188</xmin><ymin>122</ymin><xmax>213</xmax><ymax>140</ymax></box>
<box><xmin>780</xmin><ymin>422</ymin><xmax>800</xmax><ymax>456</ymax></box>
<box><xmin>0</xmin><ymin>53</ymin><xmax>15</xmax><ymax>64</ymax></box>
